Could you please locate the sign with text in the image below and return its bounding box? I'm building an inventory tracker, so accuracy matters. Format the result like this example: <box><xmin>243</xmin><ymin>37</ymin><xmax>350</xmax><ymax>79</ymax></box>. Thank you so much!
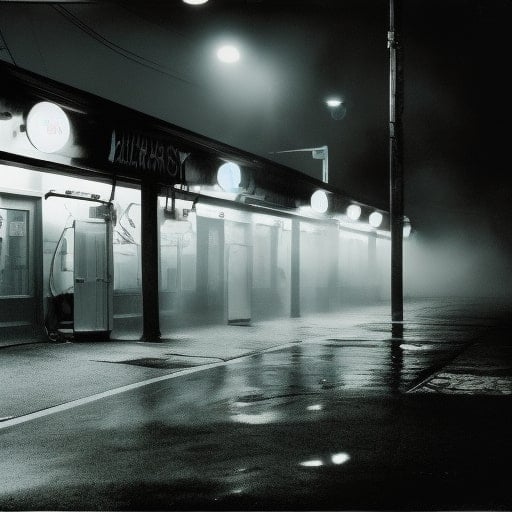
<box><xmin>107</xmin><ymin>129</ymin><xmax>188</xmax><ymax>182</ymax></box>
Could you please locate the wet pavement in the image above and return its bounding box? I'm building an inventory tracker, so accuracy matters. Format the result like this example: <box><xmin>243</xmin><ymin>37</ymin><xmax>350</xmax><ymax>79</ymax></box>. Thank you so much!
<box><xmin>0</xmin><ymin>298</ymin><xmax>511</xmax><ymax>510</ymax></box>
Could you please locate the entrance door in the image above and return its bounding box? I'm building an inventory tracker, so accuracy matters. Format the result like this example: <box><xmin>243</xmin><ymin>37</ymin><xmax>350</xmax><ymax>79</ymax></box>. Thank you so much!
<box><xmin>73</xmin><ymin>220</ymin><xmax>113</xmax><ymax>334</ymax></box>
<box><xmin>227</xmin><ymin>243</ymin><xmax>251</xmax><ymax>325</ymax></box>
<box><xmin>0</xmin><ymin>194</ymin><xmax>41</xmax><ymax>336</ymax></box>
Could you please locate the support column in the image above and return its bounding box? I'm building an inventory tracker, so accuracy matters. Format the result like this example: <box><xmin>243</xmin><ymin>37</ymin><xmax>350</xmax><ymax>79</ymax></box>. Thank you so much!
<box><xmin>140</xmin><ymin>180</ymin><xmax>161</xmax><ymax>341</ymax></box>
<box><xmin>368</xmin><ymin>231</ymin><xmax>378</xmax><ymax>301</ymax></box>
<box><xmin>290</xmin><ymin>218</ymin><xmax>300</xmax><ymax>318</ymax></box>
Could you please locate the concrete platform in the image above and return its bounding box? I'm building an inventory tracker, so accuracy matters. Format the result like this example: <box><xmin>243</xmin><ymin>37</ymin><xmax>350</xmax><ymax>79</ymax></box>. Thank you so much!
<box><xmin>1</xmin><ymin>298</ymin><xmax>511</xmax><ymax>423</ymax></box>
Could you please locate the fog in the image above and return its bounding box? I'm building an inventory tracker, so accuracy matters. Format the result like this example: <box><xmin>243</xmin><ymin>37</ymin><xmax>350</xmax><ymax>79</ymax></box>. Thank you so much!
<box><xmin>405</xmin><ymin>222</ymin><xmax>512</xmax><ymax>299</ymax></box>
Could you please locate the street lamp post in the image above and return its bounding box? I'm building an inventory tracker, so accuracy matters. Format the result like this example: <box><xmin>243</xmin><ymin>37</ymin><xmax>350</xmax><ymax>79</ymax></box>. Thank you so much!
<box><xmin>271</xmin><ymin>146</ymin><xmax>329</xmax><ymax>183</ymax></box>
<box><xmin>389</xmin><ymin>0</ymin><xmax>404</xmax><ymax>323</ymax></box>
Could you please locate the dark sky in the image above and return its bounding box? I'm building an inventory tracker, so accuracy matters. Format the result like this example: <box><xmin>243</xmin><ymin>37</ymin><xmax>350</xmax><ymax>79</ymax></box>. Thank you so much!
<box><xmin>1</xmin><ymin>0</ymin><xmax>511</xmax><ymax>248</ymax></box>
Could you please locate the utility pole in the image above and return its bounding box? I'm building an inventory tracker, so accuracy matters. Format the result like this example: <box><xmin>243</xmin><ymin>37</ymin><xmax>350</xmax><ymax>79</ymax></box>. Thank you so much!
<box><xmin>389</xmin><ymin>0</ymin><xmax>404</xmax><ymax>322</ymax></box>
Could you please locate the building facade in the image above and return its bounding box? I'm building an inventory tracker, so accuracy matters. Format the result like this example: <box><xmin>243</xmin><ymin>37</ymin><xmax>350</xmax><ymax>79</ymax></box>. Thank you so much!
<box><xmin>0</xmin><ymin>62</ymin><xmax>394</xmax><ymax>341</ymax></box>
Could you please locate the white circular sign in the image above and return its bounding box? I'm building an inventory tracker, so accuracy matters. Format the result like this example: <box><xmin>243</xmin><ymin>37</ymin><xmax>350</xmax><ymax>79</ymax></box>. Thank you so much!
<box><xmin>26</xmin><ymin>101</ymin><xmax>70</xmax><ymax>153</ymax></box>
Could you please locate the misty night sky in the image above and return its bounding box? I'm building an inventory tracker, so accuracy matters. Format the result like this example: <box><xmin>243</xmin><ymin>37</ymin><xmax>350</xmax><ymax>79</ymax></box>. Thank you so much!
<box><xmin>1</xmin><ymin>0</ymin><xmax>511</xmax><ymax>288</ymax></box>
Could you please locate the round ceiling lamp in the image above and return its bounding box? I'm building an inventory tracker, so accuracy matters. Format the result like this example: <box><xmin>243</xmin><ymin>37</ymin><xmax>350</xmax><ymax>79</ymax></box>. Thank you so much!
<box><xmin>310</xmin><ymin>190</ymin><xmax>329</xmax><ymax>214</ymax></box>
<box><xmin>369</xmin><ymin>211</ymin><xmax>383</xmax><ymax>228</ymax></box>
<box><xmin>346</xmin><ymin>204</ymin><xmax>362</xmax><ymax>221</ymax></box>
<box><xmin>217</xmin><ymin>161</ymin><xmax>241</xmax><ymax>191</ymax></box>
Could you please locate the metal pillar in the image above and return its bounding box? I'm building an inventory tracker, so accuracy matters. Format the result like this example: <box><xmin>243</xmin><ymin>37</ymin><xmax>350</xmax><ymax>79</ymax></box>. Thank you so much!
<box><xmin>389</xmin><ymin>0</ymin><xmax>404</xmax><ymax>322</ymax></box>
<box><xmin>290</xmin><ymin>218</ymin><xmax>300</xmax><ymax>318</ymax></box>
<box><xmin>140</xmin><ymin>180</ymin><xmax>161</xmax><ymax>341</ymax></box>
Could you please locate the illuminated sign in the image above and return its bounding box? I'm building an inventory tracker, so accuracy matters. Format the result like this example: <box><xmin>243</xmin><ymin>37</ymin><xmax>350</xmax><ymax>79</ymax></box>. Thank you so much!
<box><xmin>26</xmin><ymin>101</ymin><xmax>70</xmax><ymax>153</ymax></box>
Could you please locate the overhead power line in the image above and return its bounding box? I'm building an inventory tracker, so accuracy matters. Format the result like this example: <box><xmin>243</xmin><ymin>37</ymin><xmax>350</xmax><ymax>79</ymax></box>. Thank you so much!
<box><xmin>0</xmin><ymin>26</ymin><xmax>17</xmax><ymax>66</ymax></box>
<box><xmin>52</xmin><ymin>5</ymin><xmax>198</xmax><ymax>87</ymax></box>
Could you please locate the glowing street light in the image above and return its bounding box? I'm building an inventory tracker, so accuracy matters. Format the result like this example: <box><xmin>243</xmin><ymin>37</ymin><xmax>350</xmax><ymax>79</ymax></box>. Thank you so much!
<box><xmin>182</xmin><ymin>0</ymin><xmax>208</xmax><ymax>5</ymax></box>
<box><xmin>325</xmin><ymin>97</ymin><xmax>346</xmax><ymax>120</ymax></box>
<box><xmin>325</xmin><ymin>98</ymin><xmax>342</xmax><ymax>108</ymax></box>
<box><xmin>217</xmin><ymin>45</ymin><xmax>240</xmax><ymax>63</ymax></box>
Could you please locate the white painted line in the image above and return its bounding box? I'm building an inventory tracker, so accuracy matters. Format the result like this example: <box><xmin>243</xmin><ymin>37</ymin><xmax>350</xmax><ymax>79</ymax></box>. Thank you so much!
<box><xmin>0</xmin><ymin>341</ymin><xmax>304</xmax><ymax>430</ymax></box>
<box><xmin>0</xmin><ymin>361</ymin><xmax>224</xmax><ymax>430</ymax></box>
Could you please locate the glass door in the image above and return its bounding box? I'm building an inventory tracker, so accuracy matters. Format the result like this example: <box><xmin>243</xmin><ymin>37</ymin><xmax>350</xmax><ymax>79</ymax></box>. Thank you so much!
<box><xmin>0</xmin><ymin>193</ymin><xmax>41</xmax><ymax>336</ymax></box>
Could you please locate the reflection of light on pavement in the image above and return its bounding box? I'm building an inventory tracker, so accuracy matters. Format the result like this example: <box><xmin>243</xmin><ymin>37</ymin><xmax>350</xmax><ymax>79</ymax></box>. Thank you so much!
<box><xmin>231</xmin><ymin>412</ymin><xmax>279</xmax><ymax>424</ymax></box>
<box><xmin>233</xmin><ymin>401</ymin><xmax>253</xmax><ymax>408</ymax></box>
<box><xmin>306</xmin><ymin>404</ymin><xmax>323</xmax><ymax>411</ymax></box>
<box><xmin>400</xmin><ymin>343</ymin><xmax>429</xmax><ymax>351</ymax></box>
<box><xmin>331</xmin><ymin>452</ymin><xmax>350</xmax><ymax>465</ymax></box>
<box><xmin>300</xmin><ymin>459</ymin><xmax>324</xmax><ymax>467</ymax></box>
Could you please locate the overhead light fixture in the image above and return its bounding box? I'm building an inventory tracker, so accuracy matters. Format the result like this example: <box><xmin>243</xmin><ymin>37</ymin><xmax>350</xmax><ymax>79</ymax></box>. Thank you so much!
<box><xmin>403</xmin><ymin>217</ymin><xmax>412</xmax><ymax>238</ymax></box>
<box><xmin>325</xmin><ymin>97</ymin><xmax>347</xmax><ymax>120</ymax></box>
<box><xmin>346</xmin><ymin>204</ymin><xmax>362</xmax><ymax>221</ymax></box>
<box><xmin>310</xmin><ymin>190</ymin><xmax>329</xmax><ymax>214</ymax></box>
<box><xmin>217</xmin><ymin>161</ymin><xmax>241</xmax><ymax>191</ymax></box>
<box><xmin>369</xmin><ymin>211</ymin><xmax>383</xmax><ymax>228</ymax></box>
<box><xmin>182</xmin><ymin>0</ymin><xmax>208</xmax><ymax>5</ymax></box>
<box><xmin>217</xmin><ymin>45</ymin><xmax>240</xmax><ymax>63</ymax></box>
